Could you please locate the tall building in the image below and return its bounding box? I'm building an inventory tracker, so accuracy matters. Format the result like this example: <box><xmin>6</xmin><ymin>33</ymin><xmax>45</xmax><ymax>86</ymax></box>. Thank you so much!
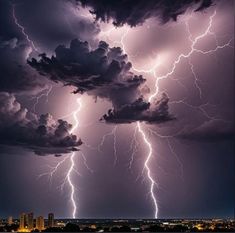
<box><xmin>8</xmin><ymin>216</ymin><xmax>13</xmax><ymax>225</ymax></box>
<box><xmin>27</xmin><ymin>212</ymin><xmax>34</xmax><ymax>231</ymax></box>
<box><xmin>19</xmin><ymin>213</ymin><xmax>26</xmax><ymax>230</ymax></box>
<box><xmin>36</xmin><ymin>216</ymin><xmax>44</xmax><ymax>232</ymax></box>
<box><xmin>48</xmin><ymin>213</ymin><xmax>54</xmax><ymax>228</ymax></box>
<box><xmin>25</xmin><ymin>214</ymin><xmax>28</xmax><ymax>228</ymax></box>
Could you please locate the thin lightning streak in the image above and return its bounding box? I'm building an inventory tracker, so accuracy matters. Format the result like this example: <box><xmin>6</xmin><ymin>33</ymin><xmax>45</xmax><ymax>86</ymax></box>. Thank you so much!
<box><xmin>166</xmin><ymin>138</ymin><xmax>184</xmax><ymax>181</ymax></box>
<box><xmin>98</xmin><ymin>126</ymin><xmax>117</xmax><ymax>152</ymax></box>
<box><xmin>169</xmin><ymin>99</ymin><xmax>229</xmax><ymax>122</ymax></box>
<box><xmin>147</xmin><ymin>127</ymin><xmax>184</xmax><ymax>180</ymax></box>
<box><xmin>127</xmin><ymin>125</ymin><xmax>139</xmax><ymax>170</ymax></box>
<box><xmin>113</xmin><ymin>128</ymin><xmax>118</xmax><ymax>166</ymax></box>
<box><xmin>31</xmin><ymin>85</ymin><xmax>53</xmax><ymax>112</ymax></box>
<box><xmin>98</xmin><ymin>126</ymin><xmax>118</xmax><ymax>165</ymax></box>
<box><xmin>37</xmin><ymin>155</ymin><xmax>70</xmax><ymax>183</ymax></box>
<box><xmin>80</xmin><ymin>151</ymin><xmax>94</xmax><ymax>173</ymax></box>
<box><xmin>188</xmin><ymin>58</ymin><xmax>203</xmax><ymax>99</ymax></box>
<box><xmin>12</xmin><ymin>4</ymin><xmax>39</xmax><ymax>52</ymax></box>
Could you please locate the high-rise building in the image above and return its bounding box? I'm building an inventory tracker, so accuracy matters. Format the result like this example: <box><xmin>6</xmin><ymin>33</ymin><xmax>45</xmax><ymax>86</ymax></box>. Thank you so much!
<box><xmin>19</xmin><ymin>213</ymin><xmax>26</xmax><ymax>230</ymax></box>
<box><xmin>27</xmin><ymin>212</ymin><xmax>34</xmax><ymax>231</ymax></box>
<box><xmin>8</xmin><ymin>216</ymin><xmax>13</xmax><ymax>225</ymax></box>
<box><xmin>36</xmin><ymin>216</ymin><xmax>44</xmax><ymax>232</ymax></box>
<box><xmin>48</xmin><ymin>213</ymin><xmax>54</xmax><ymax>228</ymax></box>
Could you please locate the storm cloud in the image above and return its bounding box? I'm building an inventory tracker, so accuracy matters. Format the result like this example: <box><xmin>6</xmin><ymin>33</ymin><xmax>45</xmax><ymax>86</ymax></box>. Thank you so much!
<box><xmin>101</xmin><ymin>93</ymin><xmax>175</xmax><ymax>124</ymax></box>
<box><xmin>77</xmin><ymin>0</ymin><xmax>215</xmax><ymax>26</ymax></box>
<box><xmin>0</xmin><ymin>38</ymin><xmax>46</xmax><ymax>94</ymax></box>
<box><xmin>28</xmin><ymin>39</ymin><xmax>145</xmax><ymax>99</ymax></box>
<box><xmin>0</xmin><ymin>92</ymin><xmax>82</xmax><ymax>156</ymax></box>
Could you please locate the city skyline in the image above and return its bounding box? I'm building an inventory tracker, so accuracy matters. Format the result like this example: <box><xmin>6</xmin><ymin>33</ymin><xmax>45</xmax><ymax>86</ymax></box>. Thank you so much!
<box><xmin>0</xmin><ymin>0</ymin><xmax>234</xmax><ymax>220</ymax></box>
<box><xmin>1</xmin><ymin>214</ymin><xmax>234</xmax><ymax>232</ymax></box>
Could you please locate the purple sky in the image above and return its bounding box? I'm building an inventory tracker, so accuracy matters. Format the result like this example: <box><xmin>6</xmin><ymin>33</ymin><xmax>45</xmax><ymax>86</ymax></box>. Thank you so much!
<box><xmin>0</xmin><ymin>0</ymin><xmax>234</xmax><ymax>219</ymax></box>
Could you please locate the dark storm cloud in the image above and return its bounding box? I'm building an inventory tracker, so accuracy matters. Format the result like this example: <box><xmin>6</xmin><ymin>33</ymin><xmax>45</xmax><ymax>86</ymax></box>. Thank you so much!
<box><xmin>28</xmin><ymin>39</ymin><xmax>145</xmax><ymax>107</ymax></box>
<box><xmin>28</xmin><ymin>39</ymin><xmax>175</xmax><ymax>123</ymax></box>
<box><xmin>101</xmin><ymin>93</ymin><xmax>175</xmax><ymax>124</ymax></box>
<box><xmin>0</xmin><ymin>38</ymin><xmax>46</xmax><ymax>94</ymax></box>
<box><xmin>178</xmin><ymin>119</ymin><xmax>235</xmax><ymax>142</ymax></box>
<box><xmin>0</xmin><ymin>92</ymin><xmax>82</xmax><ymax>155</ymax></box>
<box><xmin>77</xmin><ymin>0</ymin><xmax>215</xmax><ymax>26</ymax></box>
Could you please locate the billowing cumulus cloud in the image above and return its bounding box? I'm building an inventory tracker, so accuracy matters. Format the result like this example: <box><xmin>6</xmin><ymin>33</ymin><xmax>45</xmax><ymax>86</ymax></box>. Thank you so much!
<box><xmin>77</xmin><ymin>0</ymin><xmax>215</xmax><ymax>26</ymax></box>
<box><xmin>28</xmin><ymin>39</ymin><xmax>174</xmax><ymax>124</ymax></box>
<box><xmin>101</xmin><ymin>93</ymin><xmax>175</xmax><ymax>124</ymax></box>
<box><xmin>0</xmin><ymin>92</ymin><xmax>82</xmax><ymax>155</ymax></box>
<box><xmin>0</xmin><ymin>38</ymin><xmax>46</xmax><ymax>94</ymax></box>
<box><xmin>178</xmin><ymin>119</ymin><xmax>234</xmax><ymax>142</ymax></box>
<box><xmin>28</xmin><ymin>39</ymin><xmax>145</xmax><ymax>107</ymax></box>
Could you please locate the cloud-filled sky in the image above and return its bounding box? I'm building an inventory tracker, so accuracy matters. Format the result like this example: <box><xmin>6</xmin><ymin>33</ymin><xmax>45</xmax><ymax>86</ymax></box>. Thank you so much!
<box><xmin>0</xmin><ymin>0</ymin><xmax>234</xmax><ymax>219</ymax></box>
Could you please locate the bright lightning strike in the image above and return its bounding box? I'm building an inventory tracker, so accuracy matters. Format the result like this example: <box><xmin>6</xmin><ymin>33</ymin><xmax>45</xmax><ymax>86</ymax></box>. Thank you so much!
<box><xmin>67</xmin><ymin>151</ymin><xmax>77</xmax><ymax>218</ymax></box>
<box><xmin>12</xmin><ymin>4</ymin><xmax>39</xmax><ymax>52</ymax></box>
<box><xmin>99</xmin><ymin>14</ymin><xmax>161</xmax><ymax>220</ymax></box>
<box><xmin>66</xmin><ymin>97</ymin><xmax>82</xmax><ymax>219</ymax></box>
<box><xmin>110</xmin><ymin>25</ymin><xmax>161</xmax><ymax>219</ymax></box>
<box><xmin>112</xmin><ymin>8</ymin><xmax>233</xmax><ymax>219</ymax></box>
<box><xmin>137</xmin><ymin>122</ymin><xmax>158</xmax><ymax>219</ymax></box>
<box><xmin>38</xmin><ymin>97</ymin><xmax>84</xmax><ymax>219</ymax></box>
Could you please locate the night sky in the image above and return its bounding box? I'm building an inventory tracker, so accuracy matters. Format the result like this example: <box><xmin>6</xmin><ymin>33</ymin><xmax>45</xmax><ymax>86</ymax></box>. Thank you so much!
<box><xmin>0</xmin><ymin>0</ymin><xmax>234</xmax><ymax>219</ymax></box>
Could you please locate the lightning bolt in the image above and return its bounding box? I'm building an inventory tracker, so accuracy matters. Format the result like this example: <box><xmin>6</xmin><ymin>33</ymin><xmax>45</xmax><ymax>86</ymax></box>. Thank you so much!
<box><xmin>127</xmin><ymin>125</ymin><xmax>139</xmax><ymax>170</ymax></box>
<box><xmin>37</xmin><ymin>155</ymin><xmax>70</xmax><ymax>183</ymax></box>
<box><xmin>12</xmin><ymin>4</ymin><xmax>39</xmax><ymax>52</ymax></box>
<box><xmin>31</xmin><ymin>85</ymin><xmax>53</xmax><ymax>112</ymax></box>
<box><xmin>147</xmin><ymin>127</ymin><xmax>184</xmax><ymax>181</ymax></box>
<box><xmin>65</xmin><ymin>97</ymin><xmax>82</xmax><ymax>219</ymax></box>
<box><xmin>98</xmin><ymin>126</ymin><xmax>118</xmax><ymax>166</ymax></box>
<box><xmin>137</xmin><ymin>122</ymin><xmax>158</xmax><ymax>218</ymax></box>
<box><xmin>38</xmin><ymin>97</ymin><xmax>93</xmax><ymax>219</ymax></box>
<box><xmin>114</xmin><ymin>24</ymin><xmax>161</xmax><ymax>219</ymax></box>
<box><xmin>111</xmin><ymin>8</ymin><xmax>233</xmax><ymax>219</ymax></box>
<box><xmin>98</xmin><ymin>16</ymin><xmax>161</xmax><ymax>220</ymax></box>
<box><xmin>147</xmin><ymin>10</ymin><xmax>233</xmax><ymax>103</ymax></box>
